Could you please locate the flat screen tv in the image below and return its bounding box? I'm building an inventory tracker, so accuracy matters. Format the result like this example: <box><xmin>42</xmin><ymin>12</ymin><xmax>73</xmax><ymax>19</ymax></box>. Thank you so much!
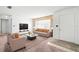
<box><xmin>19</xmin><ymin>23</ymin><xmax>28</xmax><ymax>30</ymax></box>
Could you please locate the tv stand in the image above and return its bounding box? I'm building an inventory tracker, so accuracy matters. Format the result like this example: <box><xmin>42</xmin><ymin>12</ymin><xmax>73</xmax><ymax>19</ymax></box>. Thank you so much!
<box><xmin>19</xmin><ymin>29</ymin><xmax>29</xmax><ymax>32</ymax></box>
<box><xmin>19</xmin><ymin>30</ymin><xmax>29</xmax><ymax>35</ymax></box>
<box><xmin>19</xmin><ymin>31</ymin><xmax>29</xmax><ymax>35</ymax></box>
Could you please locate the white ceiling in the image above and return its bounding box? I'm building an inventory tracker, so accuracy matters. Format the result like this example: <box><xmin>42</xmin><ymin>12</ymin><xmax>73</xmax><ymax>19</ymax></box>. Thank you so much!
<box><xmin>0</xmin><ymin>6</ymin><xmax>71</xmax><ymax>18</ymax></box>
<box><xmin>12</xmin><ymin>6</ymin><xmax>69</xmax><ymax>18</ymax></box>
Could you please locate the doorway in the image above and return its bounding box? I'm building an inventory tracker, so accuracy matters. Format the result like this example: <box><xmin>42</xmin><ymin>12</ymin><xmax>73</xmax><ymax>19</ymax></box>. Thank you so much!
<box><xmin>0</xmin><ymin>19</ymin><xmax>9</xmax><ymax>35</ymax></box>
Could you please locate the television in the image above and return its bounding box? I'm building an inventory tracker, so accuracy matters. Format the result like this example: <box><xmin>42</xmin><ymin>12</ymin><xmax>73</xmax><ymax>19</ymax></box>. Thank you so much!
<box><xmin>19</xmin><ymin>23</ymin><xmax>28</xmax><ymax>30</ymax></box>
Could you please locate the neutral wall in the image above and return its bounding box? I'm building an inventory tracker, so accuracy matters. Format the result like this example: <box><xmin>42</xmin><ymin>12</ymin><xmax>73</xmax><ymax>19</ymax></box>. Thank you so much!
<box><xmin>0</xmin><ymin>6</ymin><xmax>70</xmax><ymax>34</ymax></box>
<box><xmin>0</xmin><ymin>6</ymin><xmax>54</xmax><ymax>33</ymax></box>
<box><xmin>53</xmin><ymin>7</ymin><xmax>79</xmax><ymax>44</ymax></box>
<box><xmin>0</xmin><ymin>6</ymin><xmax>32</xmax><ymax>33</ymax></box>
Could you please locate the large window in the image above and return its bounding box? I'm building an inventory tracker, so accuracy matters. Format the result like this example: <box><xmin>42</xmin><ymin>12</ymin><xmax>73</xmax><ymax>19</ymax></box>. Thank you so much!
<box><xmin>32</xmin><ymin>15</ymin><xmax>53</xmax><ymax>30</ymax></box>
<box><xmin>35</xmin><ymin>19</ymin><xmax>51</xmax><ymax>29</ymax></box>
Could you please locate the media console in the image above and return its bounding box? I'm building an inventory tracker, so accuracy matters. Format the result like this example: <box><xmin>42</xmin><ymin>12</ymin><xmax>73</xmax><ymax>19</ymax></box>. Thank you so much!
<box><xmin>19</xmin><ymin>31</ymin><xmax>29</xmax><ymax>35</ymax></box>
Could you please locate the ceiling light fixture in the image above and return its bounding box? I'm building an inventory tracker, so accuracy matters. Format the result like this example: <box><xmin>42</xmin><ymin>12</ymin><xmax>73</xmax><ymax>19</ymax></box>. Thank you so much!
<box><xmin>7</xmin><ymin>6</ymin><xmax>12</xmax><ymax>9</ymax></box>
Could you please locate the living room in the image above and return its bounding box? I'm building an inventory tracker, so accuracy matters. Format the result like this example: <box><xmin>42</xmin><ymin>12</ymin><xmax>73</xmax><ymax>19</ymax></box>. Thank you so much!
<box><xmin>0</xmin><ymin>6</ymin><xmax>54</xmax><ymax>52</ymax></box>
<box><xmin>0</xmin><ymin>6</ymin><xmax>79</xmax><ymax>52</ymax></box>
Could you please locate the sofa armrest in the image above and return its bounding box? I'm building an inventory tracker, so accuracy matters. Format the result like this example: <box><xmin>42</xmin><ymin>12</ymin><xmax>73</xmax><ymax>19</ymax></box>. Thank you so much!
<box><xmin>10</xmin><ymin>37</ymin><xmax>25</xmax><ymax>42</ymax></box>
<box><xmin>9</xmin><ymin>37</ymin><xmax>26</xmax><ymax>51</ymax></box>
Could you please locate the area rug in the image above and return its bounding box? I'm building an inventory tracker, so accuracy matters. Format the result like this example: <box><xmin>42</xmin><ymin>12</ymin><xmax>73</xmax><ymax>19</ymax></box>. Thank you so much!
<box><xmin>17</xmin><ymin>36</ymin><xmax>48</xmax><ymax>52</ymax></box>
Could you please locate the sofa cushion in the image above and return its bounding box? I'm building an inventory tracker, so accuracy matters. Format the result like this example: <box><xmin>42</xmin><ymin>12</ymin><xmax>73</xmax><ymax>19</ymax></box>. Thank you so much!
<box><xmin>11</xmin><ymin>33</ymin><xmax>20</xmax><ymax>39</ymax></box>
<box><xmin>15</xmin><ymin>33</ymin><xmax>20</xmax><ymax>38</ymax></box>
<box><xmin>35</xmin><ymin>28</ymin><xmax>49</xmax><ymax>33</ymax></box>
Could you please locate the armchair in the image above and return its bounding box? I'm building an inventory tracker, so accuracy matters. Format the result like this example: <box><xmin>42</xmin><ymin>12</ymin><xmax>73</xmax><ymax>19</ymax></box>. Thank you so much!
<box><xmin>7</xmin><ymin>33</ymin><xmax>26</xmax><ymax>51</ymax></box>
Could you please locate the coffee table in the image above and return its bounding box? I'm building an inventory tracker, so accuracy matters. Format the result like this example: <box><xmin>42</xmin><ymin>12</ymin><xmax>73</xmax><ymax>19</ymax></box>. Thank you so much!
<box><xmin>27</xmin><ymin>34</ymin><xmax>38</xmax><ymax>40</ymax></box>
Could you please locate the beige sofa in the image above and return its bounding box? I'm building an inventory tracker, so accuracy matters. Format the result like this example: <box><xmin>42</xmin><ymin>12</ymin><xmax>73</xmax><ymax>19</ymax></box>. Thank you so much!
<box><xmin>7</xmin><ymin>33</ymin><xmax>26</xmax><ymax>51</ymax></box>
<box><xmin>33</xmin><ymin>28</ymin><xmax>52</xmax><ymax>38</ymax></box>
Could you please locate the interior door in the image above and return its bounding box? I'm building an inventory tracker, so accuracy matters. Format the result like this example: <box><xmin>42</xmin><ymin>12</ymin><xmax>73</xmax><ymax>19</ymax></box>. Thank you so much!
<box><xmin>59</xmin><ymin>14</ymin><xmax>75</xmax><ymax>43</ymax></box>
<box><xmin>0</xmin><ymin>19</ymin><xmax>1</xmax><ymax>34</ymax></box>
<box><xmin>75</xmin><ymin>14</ymin><xmax>79</xmax><ymax>44</ymax></box>
<box><xmin>2</xmin><ymin>19</ymin><xmax>8</xmax><ymax>34</ymax></box>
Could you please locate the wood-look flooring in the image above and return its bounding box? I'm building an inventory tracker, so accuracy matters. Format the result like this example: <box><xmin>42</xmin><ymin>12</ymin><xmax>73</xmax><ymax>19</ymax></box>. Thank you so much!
<box><xmin>0</xmin><ymin>35</ymin><xmax>79</xmax><ymax>52</ymax></box>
